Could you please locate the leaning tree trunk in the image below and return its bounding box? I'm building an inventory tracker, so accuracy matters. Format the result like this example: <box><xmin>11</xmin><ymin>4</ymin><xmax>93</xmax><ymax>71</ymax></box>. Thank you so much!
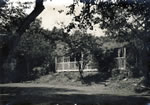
<box><xmin>141</xmin><ymin>45</ymin><xmax>150</xmax><ymax>86</ymax></box>
<box><xmin>2</xmin><ymin>0</ymin><xmax>45</xmax><ymax>83</ymax></box>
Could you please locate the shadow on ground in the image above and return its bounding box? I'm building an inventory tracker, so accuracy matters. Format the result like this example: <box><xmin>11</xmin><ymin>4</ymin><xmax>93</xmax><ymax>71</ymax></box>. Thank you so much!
<box><xmin>0</xmin><ymin>86</ymin><xmax>150</xmax><ymax>105</ymax></box>
<box><xmin>0</xmin><ymin>86</ymin><xmax>80</xmax><ymax>105</ymax></box>
<box><xmin>83</xmin><ymin>72</ymin><xmax>110</xmax><ymax>85</ymax></box>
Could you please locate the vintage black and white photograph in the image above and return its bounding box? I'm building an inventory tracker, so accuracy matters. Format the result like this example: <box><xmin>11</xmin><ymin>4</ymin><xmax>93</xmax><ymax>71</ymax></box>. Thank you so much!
<box><xmin>0</xmin><ymin>0</ymin><xmax>150</xmax><ymax>105</ymax></box>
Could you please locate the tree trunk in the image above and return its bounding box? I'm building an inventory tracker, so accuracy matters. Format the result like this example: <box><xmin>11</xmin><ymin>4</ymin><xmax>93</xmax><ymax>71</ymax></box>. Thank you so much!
<box><xmin>17</xmin><ymin>0</ymin><xmax>45</xmax><ymax>35</ymax></box>
<box><xmin>2</xmin><ymin>0</ymin><xmax>45</xmax><ymax>82</ymax></box>
<box><xmin>79</xmin><ymin>68</ymin><xmax>84</xmax><ymax>80</ymax></box>
<box><xmin>26</xmin><ymin>60</ymin><xmax>30</xmax><ymax>80</ymax></box>
<box><xmin>0</xmin><ymin>67</ymin><xmax>4</xmax><ymax>83</ymax></box>
<box><xmin>0</xmin><ymin>0</ymin><xmax>6</xmax><ymax>7</ymax></box>
<box><xmin>141</xmin><ymin>44</ymin><xmax>150</xmax><ymax>86</ymax></box>
<box><xmin>77</xmin><ymin>61</ymin><xmax>84</xmax><ymax>80</ymax></box>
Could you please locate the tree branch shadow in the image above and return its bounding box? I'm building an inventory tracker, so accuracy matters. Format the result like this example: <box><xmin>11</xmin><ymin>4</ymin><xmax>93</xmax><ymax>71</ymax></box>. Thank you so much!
<box><xmin>0</xmin><ymin>86</ymin><xmax>79</xmax><ymax>105</ymax></box>
<box><xmin>82</xmin><ymin>72</ymin><xmax>110</xmax><ymax>85</ymax></box>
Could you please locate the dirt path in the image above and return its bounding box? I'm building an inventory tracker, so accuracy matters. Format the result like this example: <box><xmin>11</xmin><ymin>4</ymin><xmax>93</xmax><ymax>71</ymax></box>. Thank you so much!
<box><xmin>0</xmin><ymin>83</ymin><xmax>150</xmax><ymax>105</ymax></box>
<box><xmin>0</xmin><ymin>83</ymin><xmax>109</xmax><ymax>95</ymax></box>
<box><xmin>0</xmin><ymin>82</ymin><xmax>137</xmax><ymax>95</ymax></box>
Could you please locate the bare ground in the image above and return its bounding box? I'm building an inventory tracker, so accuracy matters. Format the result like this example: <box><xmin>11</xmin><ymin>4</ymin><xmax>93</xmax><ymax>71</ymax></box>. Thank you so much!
<box><xmin>0</xmin><ymin>72</ymin><xmax>150</xmax><ymax>105</ymax></box>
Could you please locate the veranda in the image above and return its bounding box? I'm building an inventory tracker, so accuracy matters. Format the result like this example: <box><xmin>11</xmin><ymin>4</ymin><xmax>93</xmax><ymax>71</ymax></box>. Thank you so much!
<box><xmin>55</xmin><ymin>56</ymin><xmax>98</xmax><ymax>72</ymax></box>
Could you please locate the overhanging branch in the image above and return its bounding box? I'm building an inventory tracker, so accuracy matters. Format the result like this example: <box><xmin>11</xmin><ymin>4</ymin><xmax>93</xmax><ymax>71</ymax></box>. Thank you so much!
<box><xmin>17</xmin><ymin>0</ymin><xmax>45</xmax><ymax>35</ymax></box>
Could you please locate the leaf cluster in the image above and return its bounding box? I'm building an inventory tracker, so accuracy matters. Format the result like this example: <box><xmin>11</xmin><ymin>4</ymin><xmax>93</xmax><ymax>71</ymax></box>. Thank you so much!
<box><xmin>0</xmin><ymin>1</ymin><xmax>31</xmax><ymax>33</ymax></box>
<box><xmin>67</xmin><ymin>0</ymin><xmax>150</xmax><ymax>42</ymax></box>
